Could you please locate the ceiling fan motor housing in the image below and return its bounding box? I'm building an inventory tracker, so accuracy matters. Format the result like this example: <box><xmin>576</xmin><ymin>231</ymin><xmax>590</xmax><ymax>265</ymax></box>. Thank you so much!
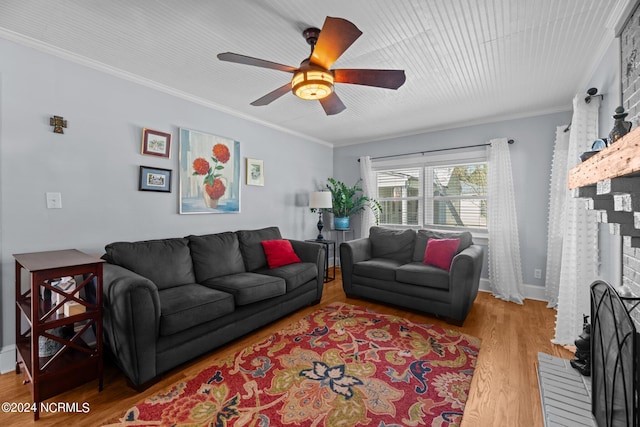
<box><xmin>303</xmin><ymin>27</ymin><xmax>321</xmax><ymax>47</ymax></box>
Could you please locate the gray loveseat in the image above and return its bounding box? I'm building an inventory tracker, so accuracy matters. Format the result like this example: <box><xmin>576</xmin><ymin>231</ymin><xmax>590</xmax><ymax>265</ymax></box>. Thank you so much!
<box><xmin>101</xmin><ymin>226</ymin><xmax>325</xmax><ymax>389</ymax></box>
<box><xmin>340</xmin><ymin>226</ymin><xmax>483</xmax><ymax>324</ymax></box>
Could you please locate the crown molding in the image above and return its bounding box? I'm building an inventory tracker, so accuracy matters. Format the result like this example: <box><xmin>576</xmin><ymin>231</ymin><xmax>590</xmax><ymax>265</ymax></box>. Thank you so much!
<box><xmin>0</xmin><ymin>28</ymin><xmax>333</xmax><ymax>148</ymax></box>
<box><xmin>611</xmin><ymin>0</ymin><xmax>638</xmax><ymax>35</ymax></box>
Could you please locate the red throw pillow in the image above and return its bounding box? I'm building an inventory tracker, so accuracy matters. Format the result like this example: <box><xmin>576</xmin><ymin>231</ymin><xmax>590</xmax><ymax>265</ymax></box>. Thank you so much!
<box><xmin>261</xmin><ymin>239</ymin><xmax>302</xmax><ymax>269</ymax></box>
<box><xmin>423</xmin><ymin>238</ymin><xmax>460</xmax><ymax>271</ymax></box>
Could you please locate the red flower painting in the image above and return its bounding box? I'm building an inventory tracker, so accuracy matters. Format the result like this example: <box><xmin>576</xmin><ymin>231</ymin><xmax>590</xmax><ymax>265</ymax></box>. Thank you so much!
<box><xmin>192</xmin><ymin>143</ymin><xmax>231</xmax><ymax>205</ymax></box>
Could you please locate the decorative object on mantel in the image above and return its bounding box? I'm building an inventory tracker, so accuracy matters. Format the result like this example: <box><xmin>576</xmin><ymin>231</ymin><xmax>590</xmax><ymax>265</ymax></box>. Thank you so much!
<box><xmin>49</xmin><ymin>115</ymin><xmax>67</xmax><ymax>133</ymax></box>
<box><xmin>578</xmin><ymin>150</ymin><xmax>598</xmax><ymax>162</ymax></box>
<box><xmin>309</xmin><ymin>191</ymin><xmax>332</xmax><ymax>240</ymax></box>
<box><xmin>608</xmin><ymin>106</ymin><xmax>632</xmax><ymax>144</ymax></box>
<box><xmin>579</xmin><ymin>138</ymin><xmax>609</xmax><ymax>162</ymax></box>
<box><xmin>324</xmin><ymin>177</ymin><xmax>381</xmax><ymax>230</ymax></box>
<box><xmin>141</xmin><ymin>128</ymin><xmax>171</xmax><ymax>158</ymax></box>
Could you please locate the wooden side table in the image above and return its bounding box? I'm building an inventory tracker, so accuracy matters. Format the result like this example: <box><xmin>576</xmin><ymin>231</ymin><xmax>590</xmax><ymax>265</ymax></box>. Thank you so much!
<box><xmin>14</xmin><ymin>249</ymin><xmax>104</xmax><ymax>420</ymax></box>
<box><xmin>306</xmin><ymin>239</ymin><xmax>335</xmax><ymax>282</ymax></box>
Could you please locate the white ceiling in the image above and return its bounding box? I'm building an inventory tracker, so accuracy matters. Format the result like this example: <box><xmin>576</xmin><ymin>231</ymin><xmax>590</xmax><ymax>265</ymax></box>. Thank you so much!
<box><xmin>0</xmin><ymin>0</ymin><xmax>629</xmax><ymax>146</ymax></box>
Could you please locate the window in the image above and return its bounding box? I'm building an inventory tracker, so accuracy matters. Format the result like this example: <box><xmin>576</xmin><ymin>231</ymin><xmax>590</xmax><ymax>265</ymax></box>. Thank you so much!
<box><xmin>374</xmin><ymin>153</ymin><xmax>488</xmax><ymax>232</ymax></box>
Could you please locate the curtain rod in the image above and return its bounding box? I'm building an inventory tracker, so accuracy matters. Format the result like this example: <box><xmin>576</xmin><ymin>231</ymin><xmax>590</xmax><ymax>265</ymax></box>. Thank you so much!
<box><xmin>356</xmin><ymin>139</ymin><xmax>514</xmax><ymax>162</ymax></box>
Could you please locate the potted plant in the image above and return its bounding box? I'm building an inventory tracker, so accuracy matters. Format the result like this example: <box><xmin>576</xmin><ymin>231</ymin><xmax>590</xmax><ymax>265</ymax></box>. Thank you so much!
<box><xmin>325</xmin><ymin>178</ymin><xmax>382</xmax><ymax>230</ymax></box>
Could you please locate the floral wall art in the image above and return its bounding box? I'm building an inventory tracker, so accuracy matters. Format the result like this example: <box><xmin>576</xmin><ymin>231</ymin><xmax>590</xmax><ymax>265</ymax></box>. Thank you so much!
<box><xmin>179</xmin><ymin>128</ymin><xmax>240</xmax><ymax>214</ymax></box>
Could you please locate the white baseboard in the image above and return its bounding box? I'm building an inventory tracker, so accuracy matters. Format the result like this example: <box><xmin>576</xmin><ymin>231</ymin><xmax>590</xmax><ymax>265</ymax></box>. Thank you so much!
<box><xmin>0</xmin><ymin>345</ymin><xmax>16</xmax><ymax>374</ymax></box>
<box><xmin>479</xmin><ymin>278</ymin><xmax>548</xmax><ymax>302</ymax></box>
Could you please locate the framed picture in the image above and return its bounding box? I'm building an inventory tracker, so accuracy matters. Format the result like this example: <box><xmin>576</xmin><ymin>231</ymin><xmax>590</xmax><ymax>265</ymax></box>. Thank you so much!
<box><xmin>246</xmin><ymin>158</ymin><xmax>264</xmax><ymax>186</ymax></box>
<box><xmin>139</xmin><ymin>166</ymin><xmax>172</xmax><ymax>192</ymax></box>
<box><xmin>142</xmin><ymin>128</ymin><xmax>172</xmax><ymax>158</ymax></box>
<box><xmin>179</xmin><ymin>128</ymin><xmax>241</xmax><ymax>214</ymax></box>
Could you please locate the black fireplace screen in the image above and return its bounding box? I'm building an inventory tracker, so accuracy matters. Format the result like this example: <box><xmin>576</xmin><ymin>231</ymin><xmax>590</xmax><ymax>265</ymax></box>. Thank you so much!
<box><xmin>591</xmin><ymin>280</ymin><xmax>639</xmax><ymax>427</ymax></box>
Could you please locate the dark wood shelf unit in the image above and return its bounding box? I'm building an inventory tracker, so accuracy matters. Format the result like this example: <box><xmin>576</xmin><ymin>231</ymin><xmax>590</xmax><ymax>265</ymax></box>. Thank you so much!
<box><xmin>13</xmin><ymin>249</ymin><xmax>104</xmax><ymax>420</ymax></box>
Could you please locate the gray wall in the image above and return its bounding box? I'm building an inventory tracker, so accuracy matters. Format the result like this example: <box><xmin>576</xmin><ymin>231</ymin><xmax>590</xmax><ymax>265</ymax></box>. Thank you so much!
<box><xmin>333</xmin><ymin>111</ymin><xmax>573</xmax><ymax>289</ymax></box>
<box><xmin>0</xmin><ymin>38</ymin><xmax>332</xmax><ymax>368</ymax></box>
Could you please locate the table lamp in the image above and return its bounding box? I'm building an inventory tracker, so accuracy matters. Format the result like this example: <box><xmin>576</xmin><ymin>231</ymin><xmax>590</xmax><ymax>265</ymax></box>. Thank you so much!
<box><xmin>309</xmin><ymin>191</ymin><xmax>332</xmax><ymax>240</ymax></box>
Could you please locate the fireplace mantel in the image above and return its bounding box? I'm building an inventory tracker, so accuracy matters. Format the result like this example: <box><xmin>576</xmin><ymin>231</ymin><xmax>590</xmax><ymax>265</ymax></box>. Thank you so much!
<box><xmin>569</xmin><ymin>126</ymin><xmax>640</xmax><ymax>189</ymax></box>
<box><xmin>568</xmin><ymin>126</ymin><xmax>640</xmax><ymax>246</ymax></box>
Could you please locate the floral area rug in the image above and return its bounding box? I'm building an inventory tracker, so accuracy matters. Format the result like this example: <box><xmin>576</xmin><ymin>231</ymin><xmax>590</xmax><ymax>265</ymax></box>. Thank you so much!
<box><xmin>107</xmin><ymin>303</ymin><xmax>480</xmax><ymax>426</ymax></box>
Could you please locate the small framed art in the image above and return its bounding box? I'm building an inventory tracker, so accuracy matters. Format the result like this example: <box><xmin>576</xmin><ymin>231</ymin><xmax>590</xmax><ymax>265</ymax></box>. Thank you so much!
<box><xmin>246</xmin><ymin>158</ymin><xmax>264</xmax><ymax>186</ymax></box>
<box><xmin>139</xmin><ymin>166</ymin><xmax>172</xmax><ymax>192</ymax></box>
<box><xmin>142</xmin><ymin>128</ymin><xmax>171</xmax><ymax>158</ymax></box>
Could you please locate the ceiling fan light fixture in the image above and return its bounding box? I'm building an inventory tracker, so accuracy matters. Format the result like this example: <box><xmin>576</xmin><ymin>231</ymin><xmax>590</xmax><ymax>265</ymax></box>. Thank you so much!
<box><xmin>292</xmin><ymin>69</ymin><xmax>334</xmax><ymax>100</ymax></box>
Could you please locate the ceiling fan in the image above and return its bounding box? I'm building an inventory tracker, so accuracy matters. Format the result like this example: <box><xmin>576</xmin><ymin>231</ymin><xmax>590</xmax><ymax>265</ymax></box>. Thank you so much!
<box><xmin>217</xmin><ymin>16</ymin><xmax>406</xmax><ymax>115</ymax></box>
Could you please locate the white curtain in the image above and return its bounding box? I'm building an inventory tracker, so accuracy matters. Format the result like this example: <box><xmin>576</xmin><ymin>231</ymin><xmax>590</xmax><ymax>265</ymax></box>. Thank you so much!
<box><xmin>552</xmin><ymin>94</ymin><xmax>600</xmax><ymax>345</ymax></box>
<box><xmin>487</xmin><ymin>138</ymin><xmax>524</xmax><ymax>303</ymax></box>
<box><xmin>359</xmin><ymin>155</ymin><xmax>376</xmax><ymax>237</ymax></box>
<box><xmin>544</xmin><ymin>126</ymin><xmax>571</xmax><ymax>307</ymax></box>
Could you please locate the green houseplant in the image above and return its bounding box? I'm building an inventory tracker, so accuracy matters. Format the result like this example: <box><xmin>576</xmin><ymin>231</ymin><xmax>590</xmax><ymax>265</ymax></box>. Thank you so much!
<box><xmin>325</xmin><ymin>178</ymin><xmax>382</xmax><ymax>230</ymax></box>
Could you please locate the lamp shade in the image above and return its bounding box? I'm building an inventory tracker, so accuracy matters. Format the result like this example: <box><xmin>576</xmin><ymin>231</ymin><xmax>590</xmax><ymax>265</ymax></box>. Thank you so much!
<box><xmin>292</xmin><ymin>69</ymin><xmax>334</xmax><ymax>100</ymax></box>
<box><xmin>309</xmin><ymin>191</ymin><xmax>332</xmax><ymax>209</ymax></box>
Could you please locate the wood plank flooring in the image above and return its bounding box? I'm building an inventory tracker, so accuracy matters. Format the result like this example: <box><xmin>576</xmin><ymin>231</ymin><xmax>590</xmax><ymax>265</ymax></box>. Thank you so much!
<box><xmin>0</xmin><ymin>270</ymin><xmax>574</xmax><ymax>426</ymax></box>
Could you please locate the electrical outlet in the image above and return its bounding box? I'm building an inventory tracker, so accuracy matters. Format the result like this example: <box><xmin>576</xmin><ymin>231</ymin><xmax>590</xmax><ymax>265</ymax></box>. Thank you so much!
<box><xmin>46</xmin><ymin>192</ymin><xmax>62</xmax><ymax>209</ymax></box>
<box><xmin>534</xmin><ymin>268</ymin><xmax>542</xmax><ymax>279</ymax></box>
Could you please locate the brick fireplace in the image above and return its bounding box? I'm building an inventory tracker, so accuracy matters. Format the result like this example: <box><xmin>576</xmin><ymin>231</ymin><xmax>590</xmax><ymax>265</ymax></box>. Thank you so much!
<box><xmin>566</xmin><ymin>111</ymin><xmax>640</xmax><ymax>426</ymax></box>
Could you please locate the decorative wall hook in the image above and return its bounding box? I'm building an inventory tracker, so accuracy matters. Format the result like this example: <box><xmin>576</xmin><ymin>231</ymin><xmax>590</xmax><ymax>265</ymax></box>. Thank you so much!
<box><xmin>49</xmin><ymin>115</ymin><xmax>67</xmax><ymax>134</ymax></box>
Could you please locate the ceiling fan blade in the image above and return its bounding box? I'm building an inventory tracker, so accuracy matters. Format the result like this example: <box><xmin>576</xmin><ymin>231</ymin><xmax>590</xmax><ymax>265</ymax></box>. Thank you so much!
<box><xmin>217</xmin><ymin>52</ymin><xmax>297</xmax><ymax>73</ymax></box>
<box><xmin>334</xmin><ymin>69</ymin><xmax>406</xmax><ymax>89</ymax></box>
<box><xmin>319</xmin><ymin>92</ymin><xmax>346</xmax><ymax>115</ymax></box>
<box><xmin>250</xmin><ymin>82</ymin><xmax>292</xmax><ymax>106</ymax></box>
<box><xmin>310</xmin><ymin>17</ymin><xmax>362</xmax><ymax>70</ymax></box>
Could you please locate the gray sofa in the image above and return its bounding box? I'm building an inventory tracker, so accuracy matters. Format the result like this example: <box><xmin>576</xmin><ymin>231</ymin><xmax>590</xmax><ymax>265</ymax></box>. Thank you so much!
<box><xmin>340</xmin><ymin>226</ymin><xmax>483</xmax><ymax>324</ymax></box>
<box><xmin>101</xmin><ymin>226</ymin><xmax>325</xmax><ymax>389</ymax></box>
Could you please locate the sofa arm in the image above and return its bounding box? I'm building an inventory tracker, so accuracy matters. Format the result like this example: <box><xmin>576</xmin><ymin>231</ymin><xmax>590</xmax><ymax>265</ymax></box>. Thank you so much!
<box><xmin>289</xmin><ymin>239</ymin><xmax>326</xmax><ymax>302</ymax></box>
<box><xmin>102</xmin><ymin>263</ymin><xmax>161</xmax><ymax>387</ymax></box>
<box><xmin>339</xmin><ymin>238</ymin><xmax>372</xmax><ymax>294</ymax></box>
<box><xmin>448</xmin><ymin>245</ymin><xmax>484</xmax><ymax>323</ymax></box>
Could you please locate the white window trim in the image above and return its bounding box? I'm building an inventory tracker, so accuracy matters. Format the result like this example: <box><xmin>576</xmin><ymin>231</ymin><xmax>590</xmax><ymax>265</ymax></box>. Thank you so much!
<box><xmin>372</xmin><ymin>147</ymin><xmax>488</xmax><ymax>239</ymax></box>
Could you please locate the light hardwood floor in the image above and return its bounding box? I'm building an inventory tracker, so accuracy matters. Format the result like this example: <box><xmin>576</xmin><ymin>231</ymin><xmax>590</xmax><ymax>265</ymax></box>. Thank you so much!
<box><xmin>0</xmin><ymin>270</ymin><xmax>573</xmax><ymax>426</ymax></box>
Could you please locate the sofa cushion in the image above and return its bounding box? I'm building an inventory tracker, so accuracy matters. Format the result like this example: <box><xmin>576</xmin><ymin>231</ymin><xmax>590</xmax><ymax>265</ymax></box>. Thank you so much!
<box><xmin>353</xmin><ymin>258</ymin><xmax>406</xmax><ymax>282</ymax></box>
<box><xmin>104</xmin><ymin>238</ymin><xmax>195</xmax><ymax>290</ymax></box>
<box><xmin>256</xmin><ymin>262</ymin><xmax>317</xmax><ymax>292</ymax></box>
<box><xmin>188</xmin><ymin>232</ymin><xmax>245</xmax><ymax>282</ymax></box>
<box><xmin>237</xmin><ymin>227</ymin><xmax>282</xmax><ymax>271</ymax></box>
<box><xmin>202</xmin><ymin>272</ymin><xmax>286</xmax><ymax>305</ymax></box>
<box><xmin>261</xmin><ymin>239</ymin><xmax>302</xmax><ymax>269</ymax></box>
<box><xmin>412</xmin><ymin>229</ymin><xmax>473</xmax><ymax>262</ymax></box>
<box><xmin>158</xmin><ymin>284</ymin><xmax>234</xmax><ymax>336</ymax></box>
<box><xmin>396</xmin><ymin>262</ymin><xmax>450</xmax><ymax>290</ymax></box>
<box><xmin>369</xmin><ymin>226</ymin><xmax>416</xmax><ymax>263</ymax></box>
<box><xmin>423</xmin><ymin>238</ymin><xmax>460</xmax><ymax>271</ymax></box>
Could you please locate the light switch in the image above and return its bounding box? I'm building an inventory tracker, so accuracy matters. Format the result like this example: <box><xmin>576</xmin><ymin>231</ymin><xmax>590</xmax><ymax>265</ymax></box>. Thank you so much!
<box><xmin>46</xmin><ymin>192</ymin><xmax>62</xmax><ymax>209</ymax></box>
